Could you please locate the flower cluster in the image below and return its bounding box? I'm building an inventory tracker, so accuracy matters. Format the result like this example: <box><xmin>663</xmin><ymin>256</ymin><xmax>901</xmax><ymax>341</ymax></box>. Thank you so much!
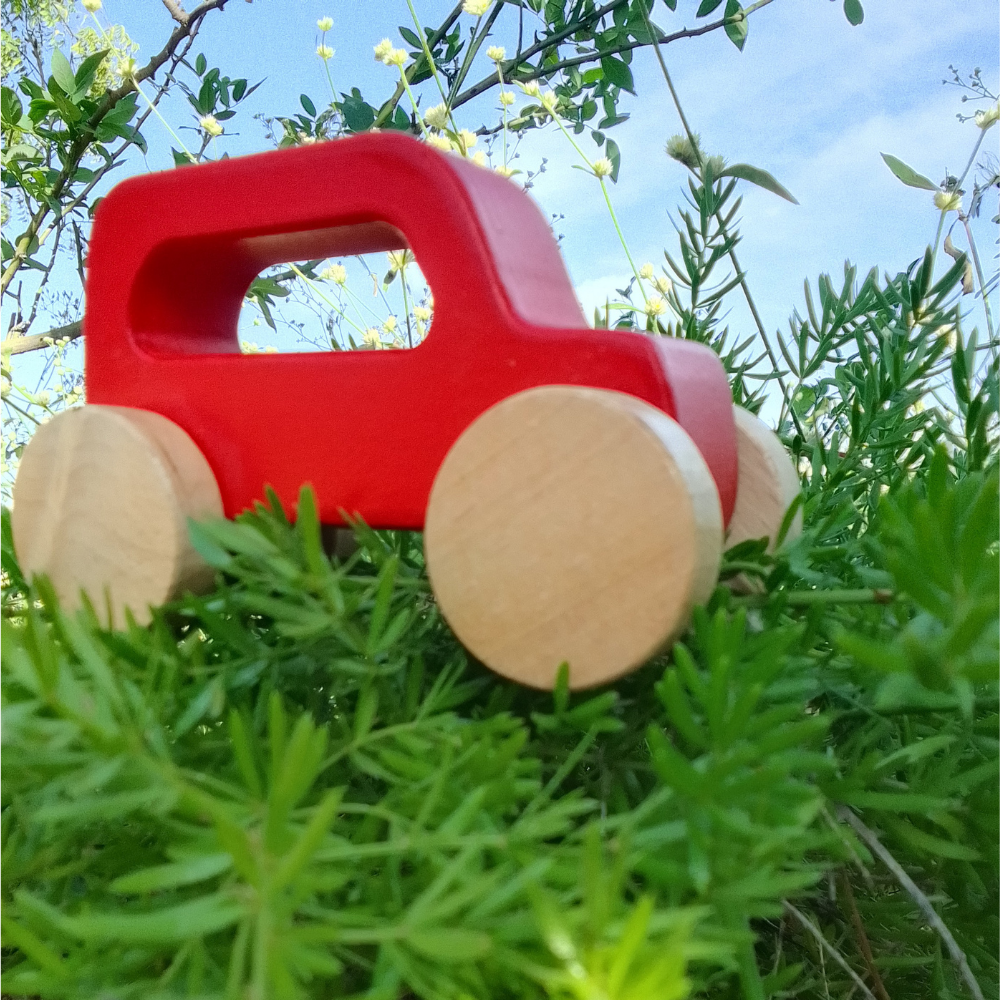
<box><xmin>374</xmin><ymin>38</ymin><xmax>406</xmax><ymax>67</ymax></box>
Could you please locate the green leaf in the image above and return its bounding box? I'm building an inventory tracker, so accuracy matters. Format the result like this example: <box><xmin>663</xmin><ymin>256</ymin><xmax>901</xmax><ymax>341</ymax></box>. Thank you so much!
<box><xmin>1</xmin><ymin>86</ymin><xmax>23</xmax><ymax>126</ymax></box>
<box><xmin>64</xmin><ymin>893</ymin><xmax>242</xmax><ymax>943</ymax></box>
<box><xmin>73</xmin><ymin>50</ymin><xmax>109</xmax><ymax>98</ymax></box>
<box><xmin>110</xmin><ymin>853</ymin><xmax>233</xmax><ymax>894</ymax></box>
<box><xmin>719</xmin><ymin>163</ymin><xmax>799</xmax><ymax>203</ymax></box>
<box><xmin>605</xmin><ymin>137</ymin><xmax>621</xmax><ymax>182</ymax></box>
<box><xmin>843</xmin><ymin>0</ymin><xmax>864</xmax><ymax>25</ymax></box>
<box><xmin>724</xmin><ymin>0</ymin><xmax>748</xmax><ymax>50</ymax></box>
<box><xmin>696</xmin><ymin>0</ymin><xmax>725</xmax><ymax>15</ymax></box>
<box><xmin>600</xmin><ymin>56</ymin><xmax>634</xmax><ymax>94</ymax></box>
<box><xmin>195</xmin><ymin>52</ymin><xmax>207</xmax><ymax>75</ymax></box>
<box><xmin>49</xmin><ymin>50</ymin><xmax>77</xmax><ymax>99</ymax></box>
<box><xmin>300</xmin><ymin>93</ymin><xmax>316</xmax><ymax>116</ymax></box>
<box><xmin>407</xmin><ymin>928</ymin><xmax>492</xmax><ymax>962</ymax></box>
<box><xmin>880</xmin><ymin>153</ymin><xmax>937</xmax><ymax>191</ymax></box>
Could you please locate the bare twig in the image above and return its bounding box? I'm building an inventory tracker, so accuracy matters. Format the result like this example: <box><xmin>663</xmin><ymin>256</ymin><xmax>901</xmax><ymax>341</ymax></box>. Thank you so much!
<box><xmin>161</xmin><ymin>0</ymin><xmax>190</xmax><ymax>25</ymax></box>
<box><xmin>784</xmin><ymin>901</ymin><xmax>878</xmax><ymax>1000</ymax></box>
<box><xmin>839</xmin><ymin>872</ymin><xmax>893</xmax><ymax>1000</ymax></box>
<box><xmin>837</xmin><ymin>807</ymin><xmax>985</xmax><ymax>1000</ymax></box>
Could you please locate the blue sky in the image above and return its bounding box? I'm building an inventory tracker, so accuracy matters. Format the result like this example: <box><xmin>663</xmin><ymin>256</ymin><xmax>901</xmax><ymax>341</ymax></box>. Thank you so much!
<box><xmin>20</xmin><ymin>0</ymin><xmax>1000</xmax><ymax>365</ymax></box>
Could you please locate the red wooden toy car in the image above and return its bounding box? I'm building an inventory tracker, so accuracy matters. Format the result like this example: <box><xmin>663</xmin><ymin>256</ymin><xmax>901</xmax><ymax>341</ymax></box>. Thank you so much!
<box><xmin>12</xmin><ymin>133</ymin><xmax>799</xmax><ymax>689</ymax></box>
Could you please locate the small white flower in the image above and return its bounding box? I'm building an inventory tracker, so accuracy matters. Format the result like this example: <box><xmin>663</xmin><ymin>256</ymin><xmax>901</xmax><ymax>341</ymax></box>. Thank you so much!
<box><xmin>519</xmin><ymin>80</ymin><xmax>541</xmax><ymax>97</ymax></box>
<box><xmin>457</xmin><ymin>128</ymin><xmax>478</xmax><ymax>152</ymax></box>
<box><xmin>975</xmin><ymin>101</ymin><xmax>999</xmax><ymax>130</ymax></box>
<box><xmin>386</xmin><ymin>249</ymin><xmax>415</xmax><ymax>273</ymax></box>
<box><xmin>499</xmin><ymin>90</ymin><xmax>515</xmax><ymax>107</ymax></box>
<box><xmin>539</xmin><ymin>90</ymin><xmax>558</xmax><ymax>114</ymax></box>
<box><xmin>654</xmin><ymin>275</ymin><xmax>673</xmax><ymax>296</ymax></box>
<box><xmin>383</xmin><ymin>315</ymin><xmax>397</xmax><ymax>334</ymax></box>
<box><xmin>934</xmin><ymin>190</ymin><xmax>962</xmax><ymax>213</ymax></box>
<box><xmin>316</xmin><ymin>44</ymin><xmax>335</xmax><ymax>61</ymax></box>
<box><xmin>645</xmin><ymin>296</ymin><xmax>666</xmax><ymax>317</ymax></box>
<box><xmin>426</xmin><ymin>133</ymin><xmax>452</xmax><ymax>152</ymax></box>
<box><xmin>639</xmin><ymin>263</ymin><xmax>655</xmax><ymax>280</ymax></box>
<box><xmin>317</xmin><ymin>16</ymin><xmax>333</xmax><ymax>31</ymax></box>
<box><xmin>362</xmin><ymin>327</ymin><xmax>381</xmax><ymax>347</ymax></box>
<box><xmin>462</xmin><ymin>0</ymin><xmax>490</xmax><ymax>15</ymax></box>
<box><xmin>263</xmin><ymin>345</ymin><xmax>279</xmax><ymax>353</ymax></box>
<box><xmin>387</xmin><ymin>47</ymin><xmax>408</xmax><ymax>67</ymax></box>
<box><xmin>373</xmin><ymin>38</ymin><xmax>393</xmax><ymax>63</ymax></box>
<box><xmin>486</xmin><ymin>45</ymin><xmax>506</xmax><ymax>62</ymax></box>
<box><xmin>494</xmin><ymin>164</ymin><xmax>515</xmax><ymax>177</ymax></box>
<box><xmin>472</xmin><ymin>150</ymin><xmax>487</xmax><ymax>167</ymax></box>
<box><xmin>320</xmin><ymin>263</ymin><xmax>347</xmax><ymax>284</ymax></box>
<box><xmin>199</xmin><ymin>114</ymin><xmax>223</xmax><ymax>137</ymax></box>
<box><xmin>117</xmin><ymin>56</ymin><xmax>137</xmax><ymax>79</ymax></box>
<box><xmin>592</xmin><ymin>157</ymin><xmax>613</xmax><ymax>178</ymax></box>
<box><xmin>413</xmin><ymin>306</ymin><xmax>431</xmax><ymax>322</ymax></box>
<box><xmin>424</xmin><ymin>103</ymin><xmax>450</xmax><ymax>130</ymax></box>
<box><xmin>81</xmin><ymin>0</ymin><xmax>101</xmax><ymax>11</ymax></box>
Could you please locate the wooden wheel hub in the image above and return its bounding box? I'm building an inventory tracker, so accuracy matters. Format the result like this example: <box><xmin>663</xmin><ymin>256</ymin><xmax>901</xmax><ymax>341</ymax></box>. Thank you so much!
<box><xmin>424</xmin><ymin>386</ymin><xmax>723</xmax><ymax>690</ymax></box>
<box><xmin>12</xmin><ymin>406</ymin><xmax>222</xmax><ymax>627</ymax></box>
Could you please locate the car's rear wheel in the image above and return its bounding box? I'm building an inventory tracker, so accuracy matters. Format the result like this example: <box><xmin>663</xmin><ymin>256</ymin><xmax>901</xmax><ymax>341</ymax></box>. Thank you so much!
<box><xmin>423</xmin><ymin>385</ymin><xmax>723</xmax><ymax>690</ymax></box>
<box><xmin>12</xmin><ymin>405</ymin><xmax>222</xmax><ymax>627</ymax></box>
<box><xmin>726</xmin><ymin>406</ymin><xmax>802</xmax><ymax>552</ymax></box>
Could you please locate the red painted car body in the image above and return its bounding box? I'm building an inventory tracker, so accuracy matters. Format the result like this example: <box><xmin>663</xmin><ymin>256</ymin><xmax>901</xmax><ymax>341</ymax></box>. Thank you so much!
<box><xmin>85</xmin><ymin>133</ymin><xmax>737</xmax><ymax>528</ymax></box>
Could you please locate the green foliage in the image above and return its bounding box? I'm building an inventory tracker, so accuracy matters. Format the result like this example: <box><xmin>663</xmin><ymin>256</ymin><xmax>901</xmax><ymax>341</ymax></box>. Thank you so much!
<box><xmin>3</xmin><ymin>289</ymin><xmax>997</xmax><ymax>995</ymax></box>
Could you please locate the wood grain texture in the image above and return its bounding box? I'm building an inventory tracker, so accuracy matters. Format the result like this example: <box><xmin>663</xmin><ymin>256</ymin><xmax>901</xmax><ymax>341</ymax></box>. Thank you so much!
<box><xmin>423</xmin><ymin>386</ymin><xmax>723</xmax><ymax>690</ymax></box>
<box><xmin>12</xmin><ymin>405</ymin><xmax>222</xmax><ymax>627</ymax></box>
<box><xmin>726</xmin><ymin>405</ymin><xmax>802</xmax><ymax>551</ymax></box>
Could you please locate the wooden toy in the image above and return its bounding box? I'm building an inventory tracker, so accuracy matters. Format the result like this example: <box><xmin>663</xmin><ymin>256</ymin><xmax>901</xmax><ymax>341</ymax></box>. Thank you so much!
<box><xmin>11</xmin><ymin>133</ymin><xmax>799</xmax><ymax>685</ymax></box>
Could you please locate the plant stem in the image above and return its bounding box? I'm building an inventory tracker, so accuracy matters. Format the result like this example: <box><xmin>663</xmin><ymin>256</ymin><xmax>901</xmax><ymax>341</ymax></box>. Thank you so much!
<box><xmin>784</xmin><ymin>901</ymin><xmax>878</xmax><ymax>1000</ymax></box>
<box><xmin>838</xmin><ymin>871</ymin><xmax>893</xmax><ymax>1000</ymax></box>
<box><xmin>960</xmin><ymin>216</ymin><xmax>998</xmax><ymax>365</ymax></box>
<box><xmin>640</xmin><ymin>2</ymin><xmax>806</xmax><ymax>439</ymax></box>
<box><xmin>837</xmin><ymin>807</ymin><xmax>985</xmax><ymax>1000</ymax></box>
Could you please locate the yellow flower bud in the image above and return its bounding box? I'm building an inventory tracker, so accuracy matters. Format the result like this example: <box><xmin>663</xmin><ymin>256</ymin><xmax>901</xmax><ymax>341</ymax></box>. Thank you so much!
<box><xmin>494</xmin><ymin>164</ymin><xmax>515</xmax><ymax>177</ymax></box>
<box><xmin>424</xmin><ymin>103</ymin><xmax>450</xmax><ymax>130</ymax></box>
<box><xmin>975</xmin><ymin>102</ymin><xmax>999</xmax><ymax>130</ymax></box>
<box><xmin>199</xmin><ymin>115</ymin><xmax>223</xmax><ymax>137</ymax></box>
<box><xmin>373</xmin><ymin>38</ymin><xmax>393</xmax><ymax>63</ymax></box>
<box><xmin>426</xmin><ymin>133</ymin><xmax>452</xmax><ymax>152</ymax></box>
<box><xmin>413</xmin><ymin>306</ymin><xmax>431</xmax><ymax>322</ymax></box>
<box><xmin>655</xmin><ymin>275</ymin><xmax>673</xmax><ymax>296</ymax></box>
<box><xmin>592</xmin><ymin>157</ymin><xmax>613</xmax><ymax>178</ymax></box>
<box><xmin>458</xmin><ymin>128</ymin><xmax>478</xmax><ymax>152</ymax></box>
<box><xmin>519</xmin><ymin>80</ymin><xmax>541</xmax><ymax>97</ymax></box>
<box><xmin>472</xmin><ymin>150</ymin><xmax>487</xmax><ymax>167</ymax></box>
<box><xmin>644</xmin><ymin>296</ymin><xmax>666</xmax><ymax>317</ymax></box>
<box><xmin>362</xmin><ymin>327</ymin><xmax>381</xmax><ymax>347</ymax></box>
<box><xmin>316</xmin><ymin>44</ymin><xmax>334</xmax><ymax>61</ymax></box>
<box><xmin>317</xmin><ymin>16</ymin><xmax>333</xmax><ymax>31</ymax></box>
<box><xmin>383</xmin><ymin>315</ymin><xmax>397</xmax><ymax>334</ymax></box>
<box><xmin>486</xmin><ymin>45</ymin><xmax>506</xmax><ymax>62</ymax></box>
<box><xmin>499</xmin><ymin>91</ymin><xmax>515</xmax><ymax>107</ymax></box>
<box><xmin>639</xmin><ymin>263</ymin><xmax>655</xmax><ymax>280</ymax></box>
<box><xmin>386</xmin><ymin>249</ymin><xmax>414</xmax><ymax>273</ymax></box>
<box><xmin>539</xmin><ymin>90</ymin><xmax>558</xmax><ymax>114</ymax></box>
<box><xmin>933</xmin><ymin>190</ymin><xmax>962</xmax><ymax>213</ymax></box>
<box><xmin>320</xmin><ymin>264</ymin><xmax>347</xmax><ymax>285</ymax></box>
<box><xmin>462</xmin><ymin>0</ymin><xmax>490</xmax><ymax>14</ymax></box>
<box><xmin>81</xmin><ymin>0</ymin><xmax>101</xmax><ymax>11</ymax></box>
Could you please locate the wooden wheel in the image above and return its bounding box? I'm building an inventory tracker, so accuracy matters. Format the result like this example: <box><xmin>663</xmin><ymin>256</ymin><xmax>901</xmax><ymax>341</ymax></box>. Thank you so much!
<box><xmin>726</xmin><ymin>406</ymin><xmax>802</xmax><ymax>552</ymax></box>
<box><xmin>423</xmin><ymin>386</ymin><xmax>723</xmax><ymax>690</ymax></box>
<box><xmin>12</xmin><ymin>405</ymin><xmax>223</xmax><ymax>628</ymax></box>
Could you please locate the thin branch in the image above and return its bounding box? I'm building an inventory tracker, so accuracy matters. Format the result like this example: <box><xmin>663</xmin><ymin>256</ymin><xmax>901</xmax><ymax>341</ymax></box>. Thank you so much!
<box><xmin>0</xmin><ymin>0</ymin><xmax>229</xmax><ymax>298</ymax></box>
<box><xmin>784</xmin><ymin>901</ymin><xmax>877</xmax><ymax>1000</ymax></box>
<box><xmin>3</xmin><ymin>320</ymin><xmax>82</xmax><ymax>357</ymax></box>
<box><xmin>161</xmin><ymin>0</ymin><xmax>190</xmax><ymax>25</ymax></box>
<box><xmin>839</xmin><ymin>872</ymin><xmax>893</xmax><ymax>1000</ymax></box>
<box><xmin>372</xmin><ymin>2</ymin><xmax>465</xmax><ymax>128</ymax></box>
<box><xmin>638</xmin><ymin>0</ymin><xmax>804</xmax><ymax>441</ymax></box>
<box><xmin>837</xmin><ymin>807</ymin><xmax>985</xmax><ymax>1000</ymax></box>
<box><xmin>453</xmin><ymin>0</ymin><xmax>771</xmax><ymax>108</ymax></box>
